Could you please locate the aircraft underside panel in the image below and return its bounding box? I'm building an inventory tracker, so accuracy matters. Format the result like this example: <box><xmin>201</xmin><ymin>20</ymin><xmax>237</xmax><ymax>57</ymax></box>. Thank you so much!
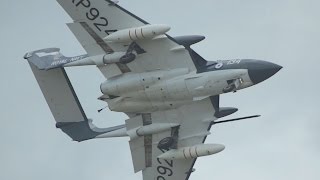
<box><xmin>126</xmin><ymin>99</ymin><xmax>217</xmax><ymax>180</ymax></box>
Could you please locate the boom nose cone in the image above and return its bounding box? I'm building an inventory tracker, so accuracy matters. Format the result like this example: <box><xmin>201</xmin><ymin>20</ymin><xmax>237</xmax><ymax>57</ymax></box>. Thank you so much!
<box><xmin>248</xmin><ymin>61</ymin><xmax>282</xmax><ymax>84</ymax></box>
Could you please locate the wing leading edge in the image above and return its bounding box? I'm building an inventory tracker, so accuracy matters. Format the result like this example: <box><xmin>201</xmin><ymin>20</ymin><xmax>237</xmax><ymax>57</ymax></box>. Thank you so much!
<box><xmin>125</xmin><ymin>98</ymin><xmax>219</xmax><ymax>180</ymax></box>
<box><xmin>51</xmin><ymin>1</ymin><xmax>217</xmax><ymax>179</ymax></box>
<box><xmin>57</xmin><ymin>0</ymin><xmax>205</xmax><ymax>79</ymax></box>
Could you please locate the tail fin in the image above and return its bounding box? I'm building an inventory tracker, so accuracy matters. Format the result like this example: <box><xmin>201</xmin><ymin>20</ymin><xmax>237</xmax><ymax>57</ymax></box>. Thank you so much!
<box><xmin>24</xmin><ymin>50</ymin><xmax>126</xmax><ymax>141</ymax></box>
<box><xmin>24</xmin><ymin>48</ymin><xmax>88</xmax><ymax>70</ymax></box>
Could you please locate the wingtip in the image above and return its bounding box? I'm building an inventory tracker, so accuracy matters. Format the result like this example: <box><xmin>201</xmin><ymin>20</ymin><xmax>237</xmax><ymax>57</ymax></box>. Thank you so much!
<box><xmin>23</xmin><ymin>52</ymin><xmax>33</xmax><ymax>59</ymax></box>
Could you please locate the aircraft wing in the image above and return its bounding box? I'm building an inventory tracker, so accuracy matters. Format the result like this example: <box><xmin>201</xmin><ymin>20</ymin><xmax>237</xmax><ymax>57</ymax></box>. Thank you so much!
<box><xmin>57</xmin><ymin>0</ymin><xmax>205</xmax><ymax>78</ymax></box>
<box><xmin>126</xmin><ymin>98</ymin><xmax>218</xmax><ymax>180</ymax></box>
<box><xmin>55</xmin><ymin>1</ymin><xmax>219</xmax><ymax>179</ymax></box>
<box><xmin>25</xmin><ymin>48</ymin><xmax>222</xmax><ymax>180</ymax></box>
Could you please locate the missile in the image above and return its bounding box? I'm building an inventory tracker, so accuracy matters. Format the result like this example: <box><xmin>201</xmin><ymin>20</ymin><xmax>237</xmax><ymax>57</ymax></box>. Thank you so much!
<box><xmin>64</xmin><ymin>52</ymin><xmax>135</xmax><ymax>67</ymax></box>
<box><xmin>158</xmin><ymin>144</ymin><xmax>225</xmax><ymax>160</ymax></box>
<box><xmin>104</xmin><ymin>24</ymin><xmax>171</xmax><ymax>43</ymax></box>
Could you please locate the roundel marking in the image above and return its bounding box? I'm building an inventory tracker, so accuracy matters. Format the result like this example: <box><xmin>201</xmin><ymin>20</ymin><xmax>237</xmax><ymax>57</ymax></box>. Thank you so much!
<box><xmin>215</xmin><ymin>63</ymin><xmax>223</xmax><ymax>69</ymax></box>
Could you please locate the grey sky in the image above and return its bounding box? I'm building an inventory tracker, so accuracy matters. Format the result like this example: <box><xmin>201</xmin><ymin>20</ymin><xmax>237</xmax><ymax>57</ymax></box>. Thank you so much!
<box><xmin>1</xmin><ymin>0</ymin><xmax>319</xmax><ymax>179</ymax></box>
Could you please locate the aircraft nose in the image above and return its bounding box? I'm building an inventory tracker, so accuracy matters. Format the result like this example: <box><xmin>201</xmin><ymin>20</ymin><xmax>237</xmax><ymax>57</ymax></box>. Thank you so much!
<box><xmin>248</xmin><ymin>60</ymin><xmax>282</xmax><ymax>84</ymax></box>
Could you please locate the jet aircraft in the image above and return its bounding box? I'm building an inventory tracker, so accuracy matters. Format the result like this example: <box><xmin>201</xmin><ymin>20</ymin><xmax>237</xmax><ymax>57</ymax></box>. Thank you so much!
<box><xmin>24</xmin><ymin>0</ymin><xmax>282</xmax><ymax>180</ymax></box>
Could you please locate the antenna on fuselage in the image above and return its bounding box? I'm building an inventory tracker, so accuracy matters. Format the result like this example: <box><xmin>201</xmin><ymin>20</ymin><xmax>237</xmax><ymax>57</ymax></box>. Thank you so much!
<box><xmin>98</xmin><ymin>106</ymin><xmax>108</xmax><ymax>113</ymax></box>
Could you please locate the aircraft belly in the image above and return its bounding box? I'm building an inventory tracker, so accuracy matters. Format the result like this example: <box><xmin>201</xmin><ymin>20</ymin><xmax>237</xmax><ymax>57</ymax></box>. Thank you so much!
<box><xmin>165</xmin><ymin>78</ymin><xmax>190</xmax><ymax>100</ymax></box>
<box><xmin>106</xmin><ymin>69</ymin><xmax>252</xmax><ymax>113</ymax></box>
<box><xmin>108</xmin><ymin>99</ymin><xmax>156</xmax><ymax>113</ymax></box>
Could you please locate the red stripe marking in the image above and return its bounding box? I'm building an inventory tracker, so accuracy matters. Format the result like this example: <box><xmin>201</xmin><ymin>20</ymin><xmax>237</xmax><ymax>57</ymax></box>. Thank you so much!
<box><xmin>129</xmin><ymin>30</ymin><xmax>133</xmax><ymax>41</ymax></box>
<box><xmin>195</xmin><ymin>146</ymin><xmax>199</xmax><ymax>157</ymax></box>
<box><xmin>140</xmin><ymin>28</ymin><xmax>145</xmax><ymax>39</ymax></box>
<box><xmin>189</xmin><ymin>147</ymin><xmax>193</xmax><ymax>158</ymax></box>
<box><xmin>183</xmin><ymin>149</ymin><xmax>187</xmax><ymax>159</ymax></box>
<box><xmin>135</xmin><ymin>29</ymin><xmax>139</xmax><ymax>40</ymax></box>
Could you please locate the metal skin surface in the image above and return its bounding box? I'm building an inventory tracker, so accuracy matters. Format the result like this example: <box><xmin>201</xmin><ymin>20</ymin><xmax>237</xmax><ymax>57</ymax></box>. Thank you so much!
<box><xmin>104</xmin><ymin>24</ymin><xmax>171</xmax><ymax>42</ymax></box>
<box><xmin>101</xmin><ymin>59</ymin><xmax>282</xmax><ymax>113</ymax></box>
<box><xmin>158</xmin><ymin>144</ymin><xmax>225</xmax><ymax>160</ymax></box>
<box><xmin>24</xmin><ymin>1</ymin><xmax>283</xmax><ymax>179</ymax></box>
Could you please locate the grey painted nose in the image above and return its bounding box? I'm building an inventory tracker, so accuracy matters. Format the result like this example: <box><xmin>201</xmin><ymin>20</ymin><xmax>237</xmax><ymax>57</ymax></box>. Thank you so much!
<box><xmin>248</xmin><ymin>60</ymin><xmax>282</xmax><ymax>84</ymax></box>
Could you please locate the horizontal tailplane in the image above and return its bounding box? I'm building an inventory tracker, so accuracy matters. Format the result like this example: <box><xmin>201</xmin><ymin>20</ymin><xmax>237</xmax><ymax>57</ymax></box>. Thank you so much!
<box><xmin>24</xmin><ymin>48</ymin><xmax>88</xmax><ymax>70</ymax></box>
<box><xmin>25</xmin><ymin>52</ymin><xmax>126</xmax><ymax>141</ymax></box>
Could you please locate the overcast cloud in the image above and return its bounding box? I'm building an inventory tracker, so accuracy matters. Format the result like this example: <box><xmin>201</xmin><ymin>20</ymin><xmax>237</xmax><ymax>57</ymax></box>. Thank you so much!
<box><xmin>1</xmin><ymin>0</ymin><xmax>319</xmax><ymax>180</ymax></box>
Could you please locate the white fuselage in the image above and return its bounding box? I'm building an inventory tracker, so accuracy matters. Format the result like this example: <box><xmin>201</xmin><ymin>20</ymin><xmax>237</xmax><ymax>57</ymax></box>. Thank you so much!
<box><xmin>100</xmin><ymin>68</ymin><xmax>254</xmax><ymax>113</ymax></box>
